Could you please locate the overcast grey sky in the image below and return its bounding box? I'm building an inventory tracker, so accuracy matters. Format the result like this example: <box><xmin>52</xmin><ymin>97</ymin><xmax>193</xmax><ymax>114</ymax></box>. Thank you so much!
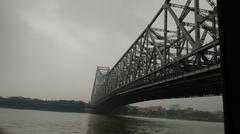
<box><xmin>0</xmin><ymin>0</ymin><xmax>223</xmax><ymax>112</ymax></box>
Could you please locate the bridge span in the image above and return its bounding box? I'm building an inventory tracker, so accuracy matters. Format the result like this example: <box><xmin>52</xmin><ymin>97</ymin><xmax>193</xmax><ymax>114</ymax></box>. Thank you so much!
<box><xmin>90</xmin><ymin>0</ymin><xmax>223</xmax><ymax>109</ymax></box>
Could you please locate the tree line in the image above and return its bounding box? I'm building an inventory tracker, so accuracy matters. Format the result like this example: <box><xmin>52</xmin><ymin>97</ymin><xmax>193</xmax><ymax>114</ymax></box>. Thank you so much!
<box><xmin>111</xmin><ymin>104</ymin><xmax>224</xmax><ymax>122</ymax></box>
<box><xmin>0</xmin><ymin>96</ymin><xmax>88</xmax><ymax>113</ymax></box>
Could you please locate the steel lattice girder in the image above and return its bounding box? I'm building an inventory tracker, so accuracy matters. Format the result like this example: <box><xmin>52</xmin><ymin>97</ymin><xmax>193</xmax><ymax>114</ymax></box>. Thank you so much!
<box><xmin>91</xmin><ymin>0</ymin><xmax>219</xmax><ymax>105</ymax></box>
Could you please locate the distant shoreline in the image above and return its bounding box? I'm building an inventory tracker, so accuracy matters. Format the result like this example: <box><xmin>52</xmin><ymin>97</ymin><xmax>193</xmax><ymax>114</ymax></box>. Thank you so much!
<box><xmin>0</xmin><ymin>96</ymin><xmax>224</xmax><ymax>123</ymax></box>
<box><xmin>0</xmin><ymin>96</ymin><xmax>88</xmax><ymax>113</ymax></box>
<box><xmin>0</xmin><ymin>107</ymin><xmax>223</xmax><ymax>123</ymax></box>
<box><xmin>117</xmin><ymin>114</ymin><xmax>224</xmax><ymax>123</ymax></box>
<box><xmin>0</xmin><ymin>107</ymin><xmax>87</xmax><ymax>114</ymax></box>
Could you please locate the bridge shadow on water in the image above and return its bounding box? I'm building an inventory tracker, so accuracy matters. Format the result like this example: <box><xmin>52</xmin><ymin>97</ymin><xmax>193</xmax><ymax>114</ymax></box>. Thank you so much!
<box><xmin>85</xmin><ymin>114</ymin><xmax>167</xmax><ymax>134</ymax></box>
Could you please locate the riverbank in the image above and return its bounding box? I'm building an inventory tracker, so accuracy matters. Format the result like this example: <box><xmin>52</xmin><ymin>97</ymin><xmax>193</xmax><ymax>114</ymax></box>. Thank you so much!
<box><xmin>0</xmin><ymin>96</ymin><xmax>223</xmax><ymax>122</ymax></box>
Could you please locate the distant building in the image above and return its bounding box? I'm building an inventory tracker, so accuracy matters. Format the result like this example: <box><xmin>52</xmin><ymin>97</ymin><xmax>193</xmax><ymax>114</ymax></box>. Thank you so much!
<box><xmin>148</xmin><ymin>106</ymin><xmax>164</xmax><ymax>112</ymax></box>
<box><xmin>168</xmin><ymin>104</ymin><xmax>181</xmax><ymax>110</ymax></box>
<box><xmin>214</xmin><ymin>111</ymin><xmax>224</xmax><ymax>120</ymax></box>
<box><xmin>184</xmin><ymin>107</ymin><xmax>194</xmax><ymax>113</ymax></box>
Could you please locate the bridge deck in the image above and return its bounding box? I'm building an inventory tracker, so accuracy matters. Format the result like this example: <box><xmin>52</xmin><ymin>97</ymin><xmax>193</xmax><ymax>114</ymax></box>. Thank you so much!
<box><xmin>94</xmin><ymin>64</ymin><xmax>222</xmax><ymax>109</ymax></box>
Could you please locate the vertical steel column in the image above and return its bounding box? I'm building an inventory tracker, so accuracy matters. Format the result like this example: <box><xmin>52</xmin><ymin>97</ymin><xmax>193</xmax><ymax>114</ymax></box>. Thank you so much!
<box><xmin>194</xmin><ymin>0</ymin><xmax>201</xmax><ymax>66</ymax></box>
<box><xmin>145</xmin><ymin>30</ymin><xmax>150</xmax><ymax>75</ymax></box>
<box><xmin>212</xmin><ymin>12</ymin><xmax>217</xmax><ymax>61</ymax></box>
<box><xmin>177</xmin><ymin>27</ymin><xmax>181</xmax><ymax>57</ymax></box>
<box><xmin>105</xmin><ymin>73</ymin><xmax>110</xmax><ymax>95</ymax></box>
<box><xmin>90</xmin><ymin>66</ymin><xmax>99</xmax><ymax>104</ymax></box>
<box><xmin>194</xmin><ymin>0</ymin><xmax>200</xmax><ymax>48</ymax></box>
<box><xmin>164</xmin><ymin>4</ymin><xmax>168</xmax><ymax>64</ymax></box>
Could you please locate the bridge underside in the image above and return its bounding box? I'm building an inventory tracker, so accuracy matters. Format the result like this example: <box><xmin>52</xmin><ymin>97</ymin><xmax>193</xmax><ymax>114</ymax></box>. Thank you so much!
<box><xmin>94</xmin><ymin>65</ymin><xmax>222</xmax><ymax>109</ymax></box>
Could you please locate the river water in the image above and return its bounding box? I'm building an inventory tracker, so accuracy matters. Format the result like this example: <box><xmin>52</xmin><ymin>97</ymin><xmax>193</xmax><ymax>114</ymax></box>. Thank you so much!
<box><xmin>0</xmin><ymin>108</ymin><xmax>224</xmax><ymax>134</ymax></box>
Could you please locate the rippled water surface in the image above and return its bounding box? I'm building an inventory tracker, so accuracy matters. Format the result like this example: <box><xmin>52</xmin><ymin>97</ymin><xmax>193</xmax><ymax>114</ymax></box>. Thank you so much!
<box><xmin>0</xmin><ymin>108</ymin><xmax>224</xmax><ymax>134</ymax></box>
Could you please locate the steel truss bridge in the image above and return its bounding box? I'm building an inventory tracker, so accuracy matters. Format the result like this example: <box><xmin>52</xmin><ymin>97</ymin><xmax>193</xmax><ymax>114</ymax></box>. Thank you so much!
<box><xmin>90</xmin><ymin>0</ymin><xmax>223</xmax><ymax>109</ymax></box>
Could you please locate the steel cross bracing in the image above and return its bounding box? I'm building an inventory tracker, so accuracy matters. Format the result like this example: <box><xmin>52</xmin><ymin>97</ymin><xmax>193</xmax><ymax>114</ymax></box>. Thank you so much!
<box><xmin>91</xmin><ymin>0</ymin><xmax>220</xmax><ymax>105</ymax></box>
